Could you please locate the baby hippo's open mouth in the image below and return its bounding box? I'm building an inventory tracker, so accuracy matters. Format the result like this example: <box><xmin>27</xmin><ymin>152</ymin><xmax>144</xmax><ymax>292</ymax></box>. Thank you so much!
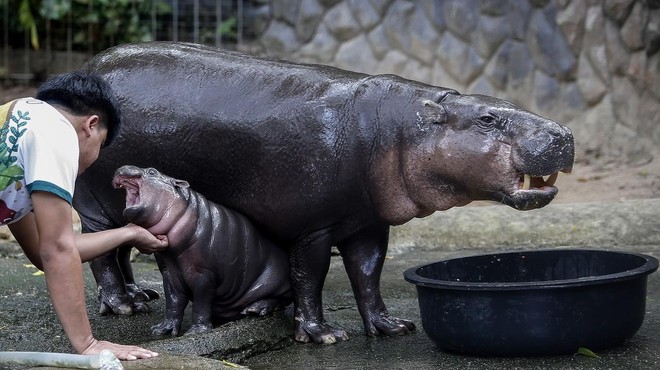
<box><xmin>113</xmin><ymin>175</ymin><xmax>142</xmax><ymax>209</ymax></box>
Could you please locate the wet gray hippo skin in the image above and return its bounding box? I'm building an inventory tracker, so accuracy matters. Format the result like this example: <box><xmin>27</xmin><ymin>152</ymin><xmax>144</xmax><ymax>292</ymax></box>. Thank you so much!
<box><xmin>112</xmin><ymin>165</ymin><xmax>291</xmax><ymax>336</ymax></box>
<box><xmin>73</xmin><ymin>42</ymin><xmax>574</xmax><ymax>344</ymax></box>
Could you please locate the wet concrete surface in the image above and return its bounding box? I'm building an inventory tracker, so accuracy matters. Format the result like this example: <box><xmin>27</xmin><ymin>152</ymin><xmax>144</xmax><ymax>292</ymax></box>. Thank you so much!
<box><xmin>0</xmin><ymin>199</ymin><xmax>659</xmax><ymax>369</ymax></box>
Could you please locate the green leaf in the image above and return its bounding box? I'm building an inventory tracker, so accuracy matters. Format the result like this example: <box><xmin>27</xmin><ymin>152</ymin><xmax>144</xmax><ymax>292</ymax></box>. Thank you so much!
<box><xmin>576</xmin><ymin>347</ymin><xmax>599</xmax><ymax>358</ymax></box>
<box><xmin>0</xmin><ymin>165</ymin><xmax>25</xmax><ymax>191</ymax></box>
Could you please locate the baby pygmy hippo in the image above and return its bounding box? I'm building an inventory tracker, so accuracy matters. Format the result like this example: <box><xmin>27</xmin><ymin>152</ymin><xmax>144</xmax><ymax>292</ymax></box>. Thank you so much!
<box><xmin>113</xmin><ymin>165</ymin><xmax>291</xmax><ymax>336</ymax></box>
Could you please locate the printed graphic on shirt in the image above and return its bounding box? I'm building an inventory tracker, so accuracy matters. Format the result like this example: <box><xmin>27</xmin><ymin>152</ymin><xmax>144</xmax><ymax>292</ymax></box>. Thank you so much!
<box><xmin>0</xmin><ymin>101</ymin><xmax>26</xmax><ymax>224</ymax></box>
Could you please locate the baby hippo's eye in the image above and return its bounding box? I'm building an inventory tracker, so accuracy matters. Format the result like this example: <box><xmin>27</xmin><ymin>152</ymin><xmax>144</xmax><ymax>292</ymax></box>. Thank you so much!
<box><xmin>146</xmin><ymin>168</ymin><xmax>158</xmax><ymax>176</ymax></box>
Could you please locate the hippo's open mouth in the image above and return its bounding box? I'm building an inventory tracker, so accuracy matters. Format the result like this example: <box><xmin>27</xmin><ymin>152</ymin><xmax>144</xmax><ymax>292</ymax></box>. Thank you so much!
<box><xmin>112</xmin><ymin>175</ymin><xmax>142</xmax><ymax>211</ymax></box>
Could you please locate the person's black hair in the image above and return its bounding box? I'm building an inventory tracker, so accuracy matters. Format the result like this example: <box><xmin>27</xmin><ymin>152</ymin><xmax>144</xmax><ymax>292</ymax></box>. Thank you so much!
<box><xmin>35</xmin><ymin>71</ymin><xmax>121</xmax><ymax>147</ymax></box>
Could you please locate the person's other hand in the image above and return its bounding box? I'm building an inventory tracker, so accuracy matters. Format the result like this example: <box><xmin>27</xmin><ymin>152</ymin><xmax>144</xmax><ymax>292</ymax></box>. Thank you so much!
<box><xmin>82</xmin><ymin>338</ymin><xmax>158</xmax><ymax>360</ymax></box>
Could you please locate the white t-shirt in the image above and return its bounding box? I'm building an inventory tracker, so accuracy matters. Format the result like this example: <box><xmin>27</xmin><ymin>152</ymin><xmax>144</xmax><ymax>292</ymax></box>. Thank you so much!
<box><xmin>0</xmin><ymin>98</ymin><xmax>79</xmax><ymax>225</ymax></box>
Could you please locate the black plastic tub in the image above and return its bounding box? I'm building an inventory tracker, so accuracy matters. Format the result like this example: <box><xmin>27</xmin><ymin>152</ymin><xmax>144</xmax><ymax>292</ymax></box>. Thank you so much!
<box><xmin>403</xmin><ymin>249</ymin><xmax>659</xmax><ymax>356</ymax></box>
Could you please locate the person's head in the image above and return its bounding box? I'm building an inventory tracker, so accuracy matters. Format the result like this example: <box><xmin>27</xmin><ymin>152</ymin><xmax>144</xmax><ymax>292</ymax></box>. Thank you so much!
<box><xmin>36</xmin><ymin>71</ymin><xmax>121</xmax><ymax>173</ymax></box>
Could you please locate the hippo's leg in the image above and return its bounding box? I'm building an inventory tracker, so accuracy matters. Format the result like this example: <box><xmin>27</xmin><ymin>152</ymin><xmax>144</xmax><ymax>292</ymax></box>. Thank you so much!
<box><xmin>86</xmin><ymin>229</ymin><xmax>158</xmax><ymax>315</ymax></box>
<box><xmin>337</xmin><ymin>224</ymin><xmax>416</xmax><ymax>337</ymax></box>
<box><xmin>185</xmin><ymin>273</ymin><xmax>216</xmax><ymax>335</ymax></box>
<box><xmin>290</xmin><ymin>240</ymin><xmax>349</xmax><ymax>344</ymax></box>
<box><xmin>117</xmin><ymin>245</ymin><xmax>159</xmax><ymax>313</ymax></box>
<box><xmin>151</xmin><ymin>261</ymin><xmax>188</xmax><ymax>336</ymax></box>
<box><xmin>88</xmin><ymin>252</ymin><xmax>133</xmax><ymax>316</ymax></box>
<box><xmin>241</xmin><ymin>298</ymin><xmax>286</xmax><ymax>316</ymax></box>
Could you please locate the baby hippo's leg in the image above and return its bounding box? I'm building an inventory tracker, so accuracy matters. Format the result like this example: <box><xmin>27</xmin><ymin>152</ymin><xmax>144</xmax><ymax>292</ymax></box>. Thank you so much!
<box><xmin>152</xmin><ymin>264</ymin><xmax>188</xmax><ymax>336</ymax></box>
<box><xmin>185</xmin><ymin>272</ymin><xmax>216</xmax><ymax>335</ymax></box>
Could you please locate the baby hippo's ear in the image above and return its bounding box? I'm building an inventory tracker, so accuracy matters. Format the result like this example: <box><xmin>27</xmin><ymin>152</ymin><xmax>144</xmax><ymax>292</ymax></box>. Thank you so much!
<box><xmin>173</xmin><ymin>179</ymin><xmax>190</xmax><ymax>188</ymax></box>
<box><xmin>420</xmin><ymin>99</ymin><xmax>447</xmax><ymax>125</ymax></box>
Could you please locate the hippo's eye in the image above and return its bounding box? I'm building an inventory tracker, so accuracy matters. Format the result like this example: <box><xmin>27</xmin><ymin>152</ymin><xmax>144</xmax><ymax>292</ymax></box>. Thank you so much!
<box><xmin>146</xmin><ymin>168</ymin><xmax>158</xmax><ymax>175</ymax></box>
<box><xmin>477</xmin><ymin>115</ymin><xmax>498</xmax><ymax>130</ymax></box>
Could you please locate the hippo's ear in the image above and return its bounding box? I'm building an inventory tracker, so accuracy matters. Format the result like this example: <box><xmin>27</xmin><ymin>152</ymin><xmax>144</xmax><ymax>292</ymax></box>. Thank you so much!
<box><xmin>173</xmin><ymin>179</ymin><xmax>190</xmax><ymax>189</ymax></box>
<box><xmin>420</xmin><ymin>99</ymin><xmax>447</xmax><ymax>125</ymax></box>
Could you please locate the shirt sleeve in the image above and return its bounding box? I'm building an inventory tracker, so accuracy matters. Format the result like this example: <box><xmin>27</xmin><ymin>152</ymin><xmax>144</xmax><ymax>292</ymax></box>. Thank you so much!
<box><xmin>20</xmin><ymin>106</ymin><xmax>79</xmax><ymax>205</ymax></box>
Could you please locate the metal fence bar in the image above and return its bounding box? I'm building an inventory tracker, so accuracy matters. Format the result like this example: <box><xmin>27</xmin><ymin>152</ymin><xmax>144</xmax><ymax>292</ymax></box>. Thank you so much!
<box><xmin>216</xmin><ymin>0</ymin><xmax>222</xmax><ymax>48</ymax></box>
<box><xmin>1</xmin><ymin>0</ymin><xmax>248</xmax><ymax>84</ymax></box>
<box><xmin>3</xmin><ymin>1</ymin><xmax>8</xmax><ymax>77</ymax></box>
<box><xmin>173</xmin><ymin>0</ymin><xmax>179</xmax><ymax>41</ymax></box>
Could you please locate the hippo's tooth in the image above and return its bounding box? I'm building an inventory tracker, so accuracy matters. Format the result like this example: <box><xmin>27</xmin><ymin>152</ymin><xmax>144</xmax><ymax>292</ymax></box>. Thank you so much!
<box><xmin>522</xmin><ymin>174</ymin><xmax>531</xmax><ymax>190</ymax></box>
<box><xmin>545</xmin><ymin>172</ymin><xmax>558</xmax><ymax>186</ymax></box>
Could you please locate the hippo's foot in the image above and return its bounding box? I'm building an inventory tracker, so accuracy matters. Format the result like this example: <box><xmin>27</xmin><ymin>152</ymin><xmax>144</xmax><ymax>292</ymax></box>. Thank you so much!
<box><xmin>97</xmin><ymin>287</ymin><xmax>155</xmax><ymax>316</ymax></box>
<box><xmin>294</xmin><ymin>319</ymin><xmax>349</xmax><ymax>344</ymax></box>
<box><xmin>151</xmin><ymin>319</ymin><xmax>182</xmax><ymax>336</ymax></box>
<box><xmin>184</xmin><ymin>323</ymin><xmax>213</xmax><ymax>336</ymax></box>
<box><xmin>364</xmin><ymin>313</ymin><xmax>416</xmax><ymax>337</ymax></box>
<box><xmin>126</xmin><ymin>283</ymin><xmax>160</xmax><ymax>302</ymax></box>
<box><xmin>241</xmin><ymin>298</ymin><xmax>285</xmax><ymax>316</ymax></box>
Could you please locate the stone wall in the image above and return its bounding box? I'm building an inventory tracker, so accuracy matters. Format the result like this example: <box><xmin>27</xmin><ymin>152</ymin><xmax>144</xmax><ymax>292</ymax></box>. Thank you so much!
<box><xmin>244</xmin><ymin>0</ymin><xmax>660</xmax><ymax>165</ymax></box>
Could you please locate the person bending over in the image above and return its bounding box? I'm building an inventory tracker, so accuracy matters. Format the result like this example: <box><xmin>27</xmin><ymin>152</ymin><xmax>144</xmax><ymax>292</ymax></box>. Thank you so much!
<box><xmin>0</xmin><ymin>71</ymin><xmax>168</xmax><ymax>360</ymax></box>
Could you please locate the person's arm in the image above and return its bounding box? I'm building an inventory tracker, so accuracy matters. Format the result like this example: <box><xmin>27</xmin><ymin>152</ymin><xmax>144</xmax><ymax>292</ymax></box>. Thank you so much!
<box><xmin>8</xmin><ymin>191</ymin><xmax>158</xmax><ymax>360</ymax></box>
<box><xmin>74</xmin><ymin>224</ymin><xmax>168</xmax><ymax>262</ymax></box>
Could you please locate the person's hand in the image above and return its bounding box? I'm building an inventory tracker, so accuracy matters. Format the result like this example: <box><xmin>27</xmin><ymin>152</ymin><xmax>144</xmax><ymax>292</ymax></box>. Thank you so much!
<box><xmin>82</xmin><ymin>338</ymin><xmax>158</xmax><ymax>361</ymax></box>
<box><xmin>125</xmin><ymin>224</ymin><xmax>169</xmax><ymax>254</ymax></box>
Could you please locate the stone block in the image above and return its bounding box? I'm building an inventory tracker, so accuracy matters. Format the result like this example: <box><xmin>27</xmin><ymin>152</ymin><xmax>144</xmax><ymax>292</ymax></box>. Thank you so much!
<box><xmin>296</xmin><ymin>0</ymin><xmax>325</xmax><ymax>43</ymax></box>
<box><xmin>408</xmin><ymin>5</ymin><xmax>440</xmax><ymax>65</ymax></box>
<box><xmin>436</xmin><ymin>32</ymin><xmax>485</xmax><ymax>85</ymax></box>
<box><xmin>347</xmin><ymin>0</ymin><xmax>380</xmax><ymax>31</ymax></box>
<box><xmin>567</xmin><ymin>94</ymin><xmax>617</xmax><ymax>161</ymax></box>
<box><xmin>431</xmin><ymin>60</ymin><xmax>465</xmax><ymax>92</ymax></box>
<box><xmin>467</xmin><ymin>75</ymin><xmax>496</xmax><ymax>96</ymax></box>
<box><xmin>324</xmin><ymin>2</ymin><xmax>361</xmax><ymax>42</ymax></box>
<box><xmin>646</xmin><ymin>52</ymin><xmax>660</xmax><ymax>98</ymax></box>
<box><xmin>420</xmin><ymin>0</ymin><xmax>446</xmax><ymax>33</ymax></box>
<box><xmin>584</xmin><ymin>6</ymin><xmax>609</xmax><ymax>82</ymax></box>
<box><xmin>258</xmin><ymin>20</ymin><xmax>300</xmax><ymax>57</ymax></box>
<box><xmin>443</xmin><ymin>0</ymin><xmax>478</xmax><ymax>42</ymax></box>
<box><xmin>609</xmin><ymin>121</ymin><xmax>654</xmax><ymax>165</ymax></box>
<box><xmin>605</xmin><ymin>18</ymin><xmax>630</xmax><ymax>76</ymax></box>
<box><xmin>367</xmin><ymin>24</ymin><xmax>390</xmax><ymax>60</ymax></box>
<box><xmin>399</xmin><ymin>59</ymin><xmax>432</xmax><ymax>84</ymax></box>
<box><xmin>556</xmin><ymin>0</ymin><xmax>587</xmax><ymax>54</ymax></box>
<box><xmin>527</xmin><ymin>9</ymin><xmax>577</xmax><ymax>80</ymax></box>
<box><xmin>483</xmin><ymin>40</ymin><xmax>511</xmax><ymax>89</ymax></box>
<box><xmin>555</xmin><ymin>82</ymin><xmax>586</xmax><ymax>123</ymax></box>
<box><xmin>603</xmin><ymin>0</ymin><xmax>636</xmax><ymax>25</ymax></box>
<box><xmin>378</xmin><ymin>49</ymin><xmax>410</xmax><ymax>76</ymax></box>
<box><xmin>576</xmin><ymin>53</ymin><xmax>607</xmax><ymax>105</ymax></box>
<box><xmin>479</xmin><ymin>0</ymin><xmax>508</xmax><ymax>16</ymax></box>
<box><xmin>638</xmin><ymin>90</ymin><xmax>660</xmax><ymax>147</ymax></box>
<box><xmin>507</xmin><ymin>0</ymin><xmax>532</xmax><ymax>41</ymax></box>
<box><xmin>532</xmin><ymin>70</ymin><xmax>561</xmax><ymax>114</ymax></box>
<box><xmin>382</xmin><ymin>1</ymin><xmax>415</xmax><ymax>53</ymax></box>
<box><xmin>368</xmin><ymin>0</ymin><xmax>393</xmax><ymax>16</ymax></box>
<box><xmin>610</xmin><ymin>75</ymin><xmax>640</xmax><ymax>129</ymax></box>
<box><xmin>626</xmin><ymin>50</ymin><xmax>647</xmax><ymax>90</ymax></box>
<box><xmin>296</xmin><ymin>23</ymin><xmax>339</xmax><ymax>63</ymax></box>
<box><xmin>646</xmin><ymin>9</ymin><xmax>660</xmax><ymax>56</ymax></box>
<box><xmin>473</xmin><ymin>14</ymin><xmax>510</xmax><ymax>59</ymax></box>
<box><xmin>620</xmin><ymin>1</ymin><xmax>647</xmax><ymax>51</ymax></box>
<box><xmin>507</xmin><ymin>41</ymin><xmax>535</xmax><ymax>90</ymax></box>
<box><xmin>334</xmin><ymin>34</ymin><xmax>378</xmax><ymax>74</ymax></box>
<box><xmin>272</xmin><ymin>0</ymin><xmax>300</xmax><ymax>26</ymax></box>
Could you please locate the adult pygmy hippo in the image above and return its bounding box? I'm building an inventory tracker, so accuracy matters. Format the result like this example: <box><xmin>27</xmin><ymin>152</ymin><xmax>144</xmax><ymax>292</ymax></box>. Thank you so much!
<box><xmin>74</xmin><ymin>42</ymin><xmax>574</xmax><ymax>344</ymax></box>
<box><xmin>113</xmin><ymin>165</ymin><xmax>291</xmax><ymax>335</ymax></box>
